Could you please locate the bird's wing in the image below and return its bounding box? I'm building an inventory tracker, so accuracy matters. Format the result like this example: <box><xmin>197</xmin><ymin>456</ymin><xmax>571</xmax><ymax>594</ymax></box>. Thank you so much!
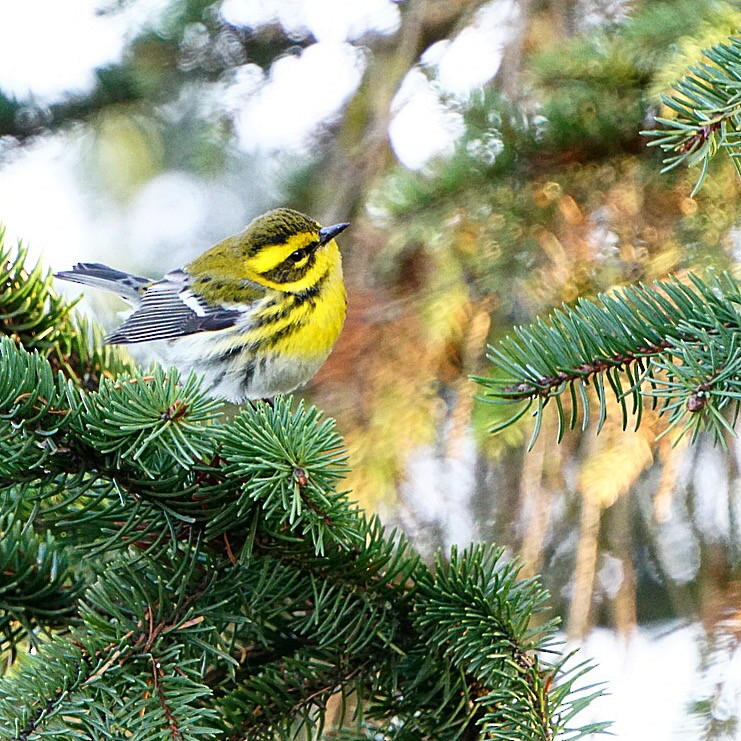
<box><xmin>105</xmin><ymin>270</ymin><xmax>245</xmax><ymax>344</ymax></box>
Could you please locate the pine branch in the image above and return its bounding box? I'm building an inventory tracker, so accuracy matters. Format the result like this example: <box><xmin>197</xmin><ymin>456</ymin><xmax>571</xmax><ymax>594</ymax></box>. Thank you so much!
<box><xmin>0</xmin><ymin>355</ymin><xmax>356</xmax><ymax>561</ymax></box>
<box><xmin>0</xmin><ymin>229</ymin><xmax>132</xmax><ymax>389</ymax></box>
<box><xmin>479</xmin><ymin>271</ymin><xmax>741</xmax><ymax>447</ymax></box>
<box><xmin>415</xmin><ymin>546</ymin><xmax>609</xmax><ymax>740</ymax></box>
<box><xmin>0</xmin><ymin>509</ymin><xmax>83</xmax><ymax>659</ymax></box>
<box><xmin>642</xmin><ymin>35</ymin><xmax>741</xmax><ymax>194</ymax></box>
<box><xmin>69</xmin><ymin>366</ymin><xmax>223</xmax><ymax>477</ymax></box>
<box><xmin>0</xmin><ymin>552</ymin><xmax>223</xmax><ymax>740</ymax></box>
<box><xmin>0</xmin><ymin>243</ymin><xmax>607</xmax><ymax>738</ymax></box>
<box><xmin>0</xmin><ymin>339</ymin><xmax>606</xmax><ymax>738</ymax></box>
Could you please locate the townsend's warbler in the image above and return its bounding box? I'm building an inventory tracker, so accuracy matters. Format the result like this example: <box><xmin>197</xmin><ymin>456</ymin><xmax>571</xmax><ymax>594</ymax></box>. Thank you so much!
<box><xmin>55</xmin><ymin>208</ymin><xmax>349</xmax><ymax>402</ymax></box>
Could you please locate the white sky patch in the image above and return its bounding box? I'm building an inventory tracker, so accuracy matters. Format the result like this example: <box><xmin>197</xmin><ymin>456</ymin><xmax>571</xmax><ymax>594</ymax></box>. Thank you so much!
<box><xmin>0</xmin><ymin>137</ymin><xmax>89</xmax><ymax>266</ymax></box>
<box><xmin>234</xmin><ymin>42</ymin><xmax>365</xmax><ymax>151</ymax></box>
<box><xmin>123</xmin><ymin>171</ymin><xmax>248</xmax><ymax>270</ymax></box>
<box><xmin>579</xmin><ymin>624</ymin><xmax>703</xmax><ymax>740</ymax></box>
<box><xmin>395</xmin><ymin>431</ymin><xmax>479</xmax><ymax>551</ymax></box>
<box><xmin>221</xmin><ymin>0</ymin><xmax>400</xmax><ymax>41</ymax></box>
<box><xmin>303</xmin><ymin>0</ymin><xmax>400</xmax><ymax>42</ymax></box>
<box><xmin>128</xmin><ymin>172</ymin><xmax>212</xmax><ymax>260</ymax></box>
<box><xmin>389</xmin><ymin>69</ymin><xmax>465</xmax><ymax>170</ymax></box>
<box><xmin>426</xmin><ymin>0</ymin><xmax>521</xmax><ymax>97</ymax></box>
<box><xmin>657</xmin><ymin>518</ymin><xmax>701</xmax><ymax>584</ymax></box>
<box><xmin>0</xmin><ymin>0</ymin><xmax>123</xmax><ymax>101</ymax></box>
<box><xmin>220</xmin><ymin>0</ymin><xmax>292</xmax><ymax>31</ymax></box>
<box><xmin>430</xmin><ymin>0</ymin><xmax>520</xmax><ymax>96</ymax></box>
<box><xmin>389</xmin><ymin>0</ymin><xmax>520</xmax><ymax>170</ymax></box>
<box><xmin>115</xmin><ymin>0</ymin><xmax>174</xmax><ymax>38</ymax></box>
<box><xmin>693</xmin><ymin>439</ymin><xmax>731</xmax><ymax>541</ymax></box>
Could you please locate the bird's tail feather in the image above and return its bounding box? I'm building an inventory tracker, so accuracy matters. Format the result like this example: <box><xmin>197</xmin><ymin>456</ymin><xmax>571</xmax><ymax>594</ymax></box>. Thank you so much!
<box><xmin>54</xmin><ymin>263</ymin><xmax>151</xmax><ymax>305</ymax></box>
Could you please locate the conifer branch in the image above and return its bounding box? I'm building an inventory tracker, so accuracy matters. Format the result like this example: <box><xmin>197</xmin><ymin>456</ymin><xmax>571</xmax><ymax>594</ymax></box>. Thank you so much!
<box><xmin>642</xmin><ymin>35</ymin><xmax>741</xmax><ymax>194</ymax></box>
<box><xmin>0</xmin><ymin>230</ymin><xmax>133</xmax><ymax>388</ymax></box>
<box><xmin>479</xmin><ymin>272</ymin><xmax>741</xmax><ymax>446</ymax></box>
<box><xmin>0</xmin><ymin>243</ymin><xmax>607</xmax><ymax>738</ymax></box>
<box><xmin>4</xmin><ymin>558</ymin><xmax>221</xmax><ymax>741</ymax></box>
<box><xmin>0</xmin><ymin>511</ymin><xmax>82</xmax><ymax>658</ymax></box>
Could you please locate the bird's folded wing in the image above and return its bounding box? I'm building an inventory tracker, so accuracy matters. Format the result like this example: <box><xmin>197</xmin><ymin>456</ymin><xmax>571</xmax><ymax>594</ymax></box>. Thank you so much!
<box><xmin>105</xmin><ymin>270</ymin><xmax>245</xmax><ymax>344</ymax></box>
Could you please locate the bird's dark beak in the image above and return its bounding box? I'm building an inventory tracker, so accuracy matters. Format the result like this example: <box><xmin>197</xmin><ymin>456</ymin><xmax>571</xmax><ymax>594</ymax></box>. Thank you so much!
<box><xmin>318</xmin><ymin>222</ymin><xmax>350</xmax><ymax>246</ymax></box>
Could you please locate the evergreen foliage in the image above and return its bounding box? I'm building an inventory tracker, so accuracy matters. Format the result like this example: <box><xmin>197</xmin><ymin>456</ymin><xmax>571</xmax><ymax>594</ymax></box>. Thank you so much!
<box><xmin>644</xmin><ymin>34</ymin><xmax>741</xmax><ymax>194</ymax></box>
<box><xmin>0</xmin><ymin>231</ymin><xmax>132</xmax><ymax>389</ymax></box>
<box><xmin>0</xmin><ymin>234</ymin><xmax>606</xmax><ymax>738</ymax></box>
<box><xmin>480</xmin><ymin>271</ymin><xmax>741</xmax><ymax>447</ymax></box>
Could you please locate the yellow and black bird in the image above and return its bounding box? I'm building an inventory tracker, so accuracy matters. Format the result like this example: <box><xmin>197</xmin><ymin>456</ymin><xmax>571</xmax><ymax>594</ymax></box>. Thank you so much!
<box><xmin>56</xmin><ymin>208</ymin><xmax>349</xmax><ymax>402</ymax></box>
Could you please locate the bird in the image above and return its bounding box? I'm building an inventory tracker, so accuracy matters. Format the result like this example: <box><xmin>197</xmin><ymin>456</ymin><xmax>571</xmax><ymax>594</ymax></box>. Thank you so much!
<box><xmin>55</xmin><ymin>208</ymin><xmax>349</xmax><ymax>403</ymax></box>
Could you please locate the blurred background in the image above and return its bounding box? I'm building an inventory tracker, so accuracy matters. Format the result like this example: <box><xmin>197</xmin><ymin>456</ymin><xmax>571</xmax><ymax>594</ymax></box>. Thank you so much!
<box><xmin>2</xmin><ymin>0</ymin><xmax>741</xmax><ymax>737</ymax></box>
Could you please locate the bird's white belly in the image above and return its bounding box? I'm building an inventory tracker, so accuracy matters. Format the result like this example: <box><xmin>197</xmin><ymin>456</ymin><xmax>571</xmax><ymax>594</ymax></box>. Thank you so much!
<box><xmin>150</xmin><ymin>330</ymin><xmax>328</xmax><ymax>402</ymax></box>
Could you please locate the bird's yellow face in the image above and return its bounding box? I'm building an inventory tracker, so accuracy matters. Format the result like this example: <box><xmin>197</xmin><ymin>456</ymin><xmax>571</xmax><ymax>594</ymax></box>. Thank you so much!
<box><xmin>244</xmin><ymin>229</ymin><xmax>338</xmax><ymax>293</ymax></box>
<box><xmin>187</xmin><ymin>209</ymin><xmax>348</xmax><ymax>299</ymax></box>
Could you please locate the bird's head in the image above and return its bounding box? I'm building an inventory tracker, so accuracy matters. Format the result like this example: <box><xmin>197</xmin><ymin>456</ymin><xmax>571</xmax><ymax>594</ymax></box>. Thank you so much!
<box><xmin>187</xmin><ymin>208</ymin><xmax>349</xmax><ymax>297</ymax></box>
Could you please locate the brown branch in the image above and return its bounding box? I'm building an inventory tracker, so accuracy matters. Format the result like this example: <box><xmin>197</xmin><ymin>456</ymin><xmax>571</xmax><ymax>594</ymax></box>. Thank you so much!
<box><xmin>502</xmin><ymin>338</ymin><xmax>671</xmax><ymax>401</ymax></box>
<box><xmin>677</xmin><ymin>120</ymin><xmax>722</xmax><ymax>154</ymax></box>
<box><xmin>152</xmin><ymin>656</ymin><xmax>184</xmax><ymax>741</ymax></box>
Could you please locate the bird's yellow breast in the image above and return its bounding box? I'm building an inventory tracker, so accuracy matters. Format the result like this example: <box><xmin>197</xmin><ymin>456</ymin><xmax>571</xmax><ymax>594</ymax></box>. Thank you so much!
<box><xmin>262</xmin><ymin>242</ymin><xmax>347</xmax><ymax>360</ymax></box>
<box><xmin>282</xmin><ymin>260</ymin><xmax>346</xmax><ymax>359</ymax></box>
<box><xmin>230</xmin><ymin>242</ymin><xmax>346</xmax><ymax>361</ymax></box>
